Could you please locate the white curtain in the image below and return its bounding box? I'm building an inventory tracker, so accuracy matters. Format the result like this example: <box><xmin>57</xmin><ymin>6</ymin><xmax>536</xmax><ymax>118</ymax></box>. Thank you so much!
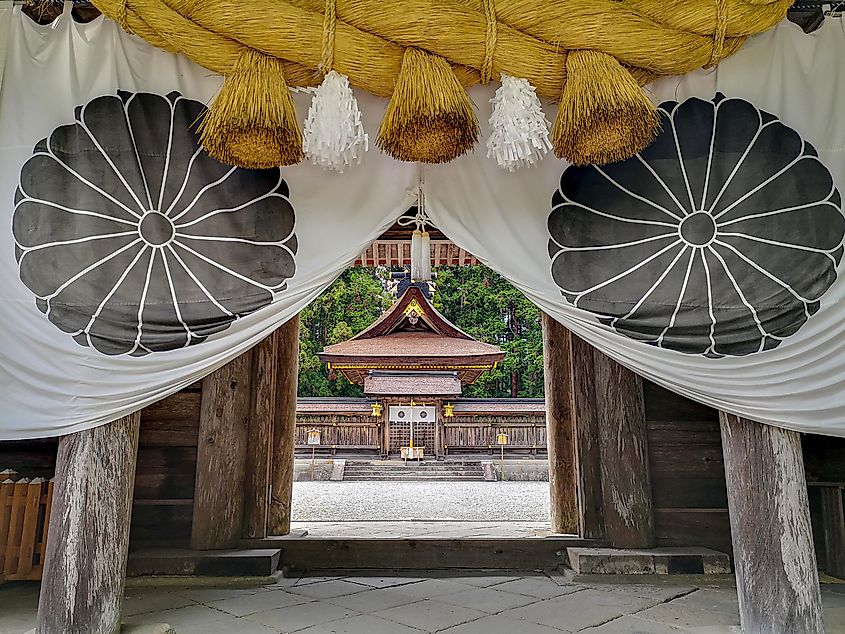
<box><xmin>1</xmin><ymin>7</ymin><xmax>844</xmax><ymax>440</ymax></box>
<box><xmin>0</xmin><ymin>6</ymin><xmax>415</xmax><ymax>438</ymax></box>
<box><xmin>427</xmin><ymin>19</ymin><xmax>845</xmax><ymax>437</ymax></box>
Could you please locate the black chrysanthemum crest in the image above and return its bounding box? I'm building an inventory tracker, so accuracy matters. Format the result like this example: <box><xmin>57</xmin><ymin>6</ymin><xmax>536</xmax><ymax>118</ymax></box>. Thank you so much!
<box><xmin>548</xmin><ymin>94</ymin><xmax>845</xmax><ymax>357</ymax></box>
<box><xmin>13</xmin><ymin>91</ymin><xmax>297</xmax><ymax>356</ymax></box>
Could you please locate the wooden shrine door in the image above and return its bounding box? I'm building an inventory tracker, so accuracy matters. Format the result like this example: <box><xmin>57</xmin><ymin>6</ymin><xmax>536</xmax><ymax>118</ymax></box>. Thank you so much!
<box><xmin>387</xmin><ymin>405</ymin><xmax>437</xmax><ymax>457</ymax></box>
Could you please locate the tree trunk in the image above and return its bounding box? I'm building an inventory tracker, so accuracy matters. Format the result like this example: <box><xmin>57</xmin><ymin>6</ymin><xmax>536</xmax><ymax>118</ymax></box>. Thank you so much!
<box><xmin>36</xmin><ymin>413</ymin><xmax>141</xmax><ymax>634</ymax></box>
<box><xmin>269</xmin><ymin>315</ymin><xmax>301</xmax><ymax>535</ymax></box>
<box><xmin>720</xmin><ymin>412</ymin><xmax>823</xmax><ymax>634</ymax></box>
<box><xmin>593</xmin><ymin>349</ymin><xmax>654</xmax><ymax>548</ymax></box>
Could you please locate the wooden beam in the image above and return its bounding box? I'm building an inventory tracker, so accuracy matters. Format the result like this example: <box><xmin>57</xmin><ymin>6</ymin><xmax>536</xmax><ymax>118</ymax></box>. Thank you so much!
<box><xmin>821</xmin><ymin>486</ymin><xmax>845</xmax><ymax>580</ymax></box>
<box><xmin>593</xmin><ymin>349</ymin><xmax>655</xmax><ymax>548</ymax></box>
<box><xmin>36</xmin><ymin>413</ymin><xmax>141</xmax><ymax>634</ymax></box>
<box><xmin>719</xmin><ymin>412</ymin><xmax>823</xmax><ymax>633</ymax></box>
<box><xmin>191</xmin><ymin>352</ymin><xmax>253</xmax><ymax>549</ymax></box>
<box><xmin>541</xmin><ymin>313</ymin><xmax>578</xmax><ymax>534</ymax></box>
<box><xmin>242</xmin><ymin>332</ymin><xmax>279</xmax><ymax>539</ymax></box>
<box><xmin>269</xmin><ymin>315</ymin><xmax>301</xmax><ymax>535</ymax></box>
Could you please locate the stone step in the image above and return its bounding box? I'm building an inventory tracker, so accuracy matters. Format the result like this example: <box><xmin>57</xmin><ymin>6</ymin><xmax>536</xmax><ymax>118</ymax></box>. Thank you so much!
<box><xmin>344</xmin><ymin>465</ymin><xmax>484</xmax><ymax>473</ymax></box>
<box><xmin>127</xmin><ymin>548</ymin><xmax>281</xmax><ymax>577</ymax></box>
<box><xmin>566</xmin><ymin>547</ymin><xmax>731</xmax><ymax>576</ymax></box>
<box><xmin>343</xmin><ymin>475</ymin><xmax>484</xmax><ymax>482</ymax></box>
<box><xmin>342</xmin><ymin>460</ymin><xmax>485</xmax><ymax>481</ymax></box>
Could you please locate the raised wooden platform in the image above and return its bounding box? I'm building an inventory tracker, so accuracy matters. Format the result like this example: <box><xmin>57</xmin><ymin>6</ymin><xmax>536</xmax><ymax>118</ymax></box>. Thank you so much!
<box><xmin>243</xmin><ymin>535</ymin><xmax>595</xmax><ymax>575</ymax></box>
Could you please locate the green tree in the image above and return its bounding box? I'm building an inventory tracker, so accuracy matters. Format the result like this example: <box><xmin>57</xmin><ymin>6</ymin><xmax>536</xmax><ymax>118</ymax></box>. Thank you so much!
<box><xmin>297</xmin><ymin>267</ymin><xmax>393</xmax><ymax>397</ymax></box>
<box><xmin>432</xmin><ymin>266</ymin><xmax>544</xmax><ymax>398</ymax></box>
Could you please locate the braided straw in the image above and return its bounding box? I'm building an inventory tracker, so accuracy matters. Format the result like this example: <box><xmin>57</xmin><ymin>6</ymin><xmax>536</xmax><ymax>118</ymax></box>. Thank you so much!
<box><xmin>320</xmin><ymin>0</ymin><xmax>337</xmax><ymax>74</ymax></box>
<box><xmin>90</xmin><ymin>0</ymin><xmax>790</xmax><ymax>166</ymax></box>
<box><xmin>481</xmin><ymin>0</ymin><xmax>497</xmax><ymax>84</ymax></box>
<box><xmin>198</xmin><ymin>47</ymin><xmax>303</xmax><ymax>168</ymax></box>
<box><xmin>707</xmin><ymin>0</ymin><xmax>729</xmax><ymax>68</ymax></box>
<box><xmin>377</xmin><ymin>47</ymin><xmax>479</xmax><ymax>163</ymax></box>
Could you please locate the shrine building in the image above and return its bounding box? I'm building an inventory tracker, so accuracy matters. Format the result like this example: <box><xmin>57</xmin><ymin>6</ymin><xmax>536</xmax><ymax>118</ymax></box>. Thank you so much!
<box><xmin>294</xmin><ymin>284</ymin><xmax>547</xmax><ymax>458</ymax></box>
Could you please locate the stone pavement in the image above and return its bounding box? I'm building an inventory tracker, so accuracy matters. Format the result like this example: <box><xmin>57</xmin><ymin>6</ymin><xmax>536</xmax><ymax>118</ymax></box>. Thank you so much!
<box><xmin>2</xmin><ymin>572</ymin><xmax>845</xmax><ymax>633</ymax></box>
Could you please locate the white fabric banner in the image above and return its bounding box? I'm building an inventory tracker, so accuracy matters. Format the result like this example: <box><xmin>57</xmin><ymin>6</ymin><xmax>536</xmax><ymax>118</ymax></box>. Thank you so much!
<box><xmin>1</xmin><ymin>8</ymin><xmax>844</xmax><ymax>439</ymax></box>
<box><xmin>427</xmin><ymin>19</ymin><xmax>845</xmax><ymax>437</ymax></box>
<box><xmin>0</xmin><ymin>7</ymin><xmax>415</xmax><ymax>438</ymax></box>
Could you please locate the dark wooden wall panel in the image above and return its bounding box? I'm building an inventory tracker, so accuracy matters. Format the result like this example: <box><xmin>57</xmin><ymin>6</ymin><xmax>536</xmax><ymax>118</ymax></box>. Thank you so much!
<box><xmin>131</xmin><ymin>386</ymin><xmax>201</xmax><ymax>548</ymax></box>
<box><xmin>643</xmin><ymin>381</ymin><xmax>731</xmax><ymax>552</ymax></box>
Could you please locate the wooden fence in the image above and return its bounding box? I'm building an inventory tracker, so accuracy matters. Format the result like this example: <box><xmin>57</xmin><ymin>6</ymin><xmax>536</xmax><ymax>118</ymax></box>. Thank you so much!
<box><xmin>0</xmin><ymin>469</ymin><xmax>53</xmax><ymax>582</ymax></box>
<box><xmin>443</xmin><ymin>418</ymin><xmax>547</xmax><ymax>455</ymax></box>
<box><xmin>295</xmin><ymin>417</ymin><xmax>383</xmax><ymax>454</ymax></box>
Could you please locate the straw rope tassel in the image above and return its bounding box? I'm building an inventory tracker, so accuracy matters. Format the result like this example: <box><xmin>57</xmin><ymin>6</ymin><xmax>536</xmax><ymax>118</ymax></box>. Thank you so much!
<box><xmin>302</xmin><ymin>0</ymin><xmax>369</xmax><ymax>171</ymax></box>
<box><xmin>552</xmin><ymin>50</ymin><xmax>660</xmax><ymax>166</ymax></box>
<box><xmin>377</xmin><ymin>47</ymin><xmax>479</xmax><ymax>164</ymax></box>
<box><xmin>198</xmin><ymin>47</ymin><xmax>303</xmax><ymax>169</ymax></box>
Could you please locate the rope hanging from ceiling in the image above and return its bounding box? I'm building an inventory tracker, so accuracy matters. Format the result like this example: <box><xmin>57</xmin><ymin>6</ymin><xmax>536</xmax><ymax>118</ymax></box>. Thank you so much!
<box><xmin>90</xmin><ymin>0</ymin><xmax>791</xmax><ymax>169</ymax></box>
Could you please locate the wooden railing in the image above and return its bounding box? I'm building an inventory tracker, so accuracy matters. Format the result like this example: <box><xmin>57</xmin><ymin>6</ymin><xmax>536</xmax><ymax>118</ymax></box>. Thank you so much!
<box><xmin>0</xmin><ymin>469</ymin><xmax>53</xmax><ymax>582</ymax></box>
<box><xmin>295</xmin><ymin>418</ymin><xmax>383</xmax><ymax>453</ymax></box>
<box><xmin>443</xmin><ymin>420</ymin><xmax>547</xmax><ymax>455</ymax></box>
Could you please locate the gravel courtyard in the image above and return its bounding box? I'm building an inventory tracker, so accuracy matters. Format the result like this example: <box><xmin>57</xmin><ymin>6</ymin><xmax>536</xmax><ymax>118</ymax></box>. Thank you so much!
<box><xmin>291</xmin><ymin>481</ymin><xmax>551</xmax><ymax>522</ymax></box>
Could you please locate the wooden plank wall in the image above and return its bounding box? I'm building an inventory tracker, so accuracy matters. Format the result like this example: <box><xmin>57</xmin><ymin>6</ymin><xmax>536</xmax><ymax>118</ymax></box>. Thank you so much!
<box><xmin>803</xmin><ymin>433</ymin><xmax>845</xmax><ymax>570</ymax></box>
<box><xmin>131</xmin><ymin>384</ymin><xmax>201</xmax><ymax>548</ymax></box>
<box><xmin>642</xmin><ymin>380</ymin><xmax>732</xmax><ymax>553</ymax></box>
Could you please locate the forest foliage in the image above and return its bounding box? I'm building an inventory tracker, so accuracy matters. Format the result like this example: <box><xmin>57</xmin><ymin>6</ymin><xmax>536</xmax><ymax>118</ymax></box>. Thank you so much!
<box><xmin>297</xmin><ymin>266</ymin><xmax>544</xmax><ymax>398</ymax></box>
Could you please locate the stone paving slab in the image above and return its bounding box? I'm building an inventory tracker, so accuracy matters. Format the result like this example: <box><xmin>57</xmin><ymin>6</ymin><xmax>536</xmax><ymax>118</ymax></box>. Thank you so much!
<box><xmin>373</xmin><ymin>599</ymin><xmax>488</xmax><ymax>632</ymax></box>
<box><xmin>3</xmin><ymin>575</ymin><xmax>845</xmax><ymax>633</ymax></box>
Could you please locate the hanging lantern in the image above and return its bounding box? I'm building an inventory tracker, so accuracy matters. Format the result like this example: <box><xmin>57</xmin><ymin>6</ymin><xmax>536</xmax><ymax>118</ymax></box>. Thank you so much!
<box><xmin>487</xmin><ymin>74</ymin><xmax>552</xmax><ymax>171</ymax></box>
<box><xmin>444</xmin><ymin>403</ymin><xmax>455</xmax><ymax>418</ymax></box>
<box><xmin>371</xmin><ymin>402</ymin><xmax>383</xmax><ymax>417</ymax></box>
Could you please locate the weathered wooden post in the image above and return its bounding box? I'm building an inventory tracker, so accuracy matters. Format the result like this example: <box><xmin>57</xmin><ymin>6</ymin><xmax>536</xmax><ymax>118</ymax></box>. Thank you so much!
<box><xmin>541</xmin><ymin>313</ymin><xmax>579</xmax><ymax>534</ymax></box>
<box><xmin>269</xmin><ymin>315</ymin><xmax>301</xmax><ymax>535</ymax></box>
<box><xmin>593</xmin><ymin>349</ymin><xmax>655</xmax><ymax>548</ymax></box>
<box><xmin>36</xmin><ymin>412</ymin><xmax>141</xmax><ymax>634</ymax></box>
<box><xmin>243</xmin><ymin>331</ymin><xmax>280</xmax><ymax>539</ymax></box>
<box><xmin>542</xmin><ymin>313</ymin><xmax>578</xmax><ymax>533</ymax></box>
<box><xmin>191</xmin><ymin>353</ymin><xmax>254</xmax><ymax>549</ymax></box>
<box><xmin>719</xmin><ymin>412</ymin><xmax>824</xmax><ymax>634</ymax></box>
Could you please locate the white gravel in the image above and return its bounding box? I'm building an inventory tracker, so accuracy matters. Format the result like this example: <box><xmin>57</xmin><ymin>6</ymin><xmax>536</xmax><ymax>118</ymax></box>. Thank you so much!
<box><xmin>291</xmin><ymin>481</ymin><xmax>551</xmax><ymax>522</ymax></box>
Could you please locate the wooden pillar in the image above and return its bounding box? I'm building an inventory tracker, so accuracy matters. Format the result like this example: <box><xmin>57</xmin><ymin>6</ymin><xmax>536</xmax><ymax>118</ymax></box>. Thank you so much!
<box><xmin>243</xmin><ymin>331</ymin><xmax>279</xmax><ymax>539</ymax></box>
<box><xmin>269</xmin><ymin>315</ymin><xmax>300</xmax><ymax>535</ymax></box>
<box><xmin>593</xmin><ymin>349</ymin><xmax>655</xmax><ymax>548</ymax></box>
<box><xmin>541</xmin><ymin>313</ymin><xmax>579</xmax><ymax>534</ymax></box>
<box><xmin>719</xmin><ymin>412</ymin><xmax>823</xmax><ymax>634</ymax></box>
<box><xmin>36</xmin><ymin>412</ymin><xmax>141</xmax><ymax>634</ymax></box>
<box><xmin>191</xmin><ymin>352</ymin><xmax>253</xmax><ymax>550</ymax></box>
<box><xmin>571</xmin><ymin>335</ymin><xmax>603</xmax><ymax>539</ymax></box>
<box><xmin>821</xmin><ymin>486</ymin><xmax>845</xmax><ymax>580</ymax></box>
